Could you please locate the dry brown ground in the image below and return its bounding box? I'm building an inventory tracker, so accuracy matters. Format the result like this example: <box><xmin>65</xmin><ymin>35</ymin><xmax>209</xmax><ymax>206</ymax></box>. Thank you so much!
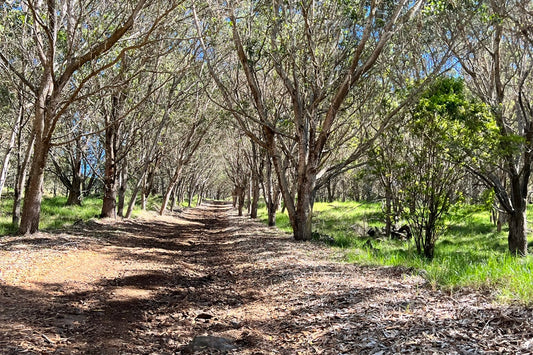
<box><xmin>0</xmin><ymin>202</ymin><xmax>532</xmax><ymax>354</ymax></box>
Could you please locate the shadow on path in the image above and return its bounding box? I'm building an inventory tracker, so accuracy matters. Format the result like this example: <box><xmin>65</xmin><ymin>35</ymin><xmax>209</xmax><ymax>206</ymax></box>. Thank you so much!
<box><xmin>0</xmin><ymin>202</ymin><xmax>532</xmax><ymax>354</ymax></box>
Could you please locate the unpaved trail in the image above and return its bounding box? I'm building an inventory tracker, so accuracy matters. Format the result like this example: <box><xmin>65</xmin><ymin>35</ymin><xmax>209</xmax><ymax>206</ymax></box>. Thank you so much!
<box><xmin>0</xmin><ymin>202</ymin><xmax>532</xmax><ymax>354</ymax></box>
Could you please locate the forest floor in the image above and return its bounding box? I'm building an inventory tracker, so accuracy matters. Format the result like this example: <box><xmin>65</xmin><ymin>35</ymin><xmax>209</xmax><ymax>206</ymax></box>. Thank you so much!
<box><xmin>0</xmin><ymin>202</ymin><xmax>532</xmax><ymax>354</ymax></box>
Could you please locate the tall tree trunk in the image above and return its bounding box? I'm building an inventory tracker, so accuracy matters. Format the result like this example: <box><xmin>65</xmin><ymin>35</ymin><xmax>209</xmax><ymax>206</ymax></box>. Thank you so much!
<box><xmin>196</xmin><ymin>184</ymin><xmax>203</xmax><ymax>207</ymax></box>
<box><xmin>0</xmin><ymin>116</ymin><xmax>18</xmax><ymax>200</ymax></box>
<box><xmin>326</xmin><ymin>181</ymin><xmax>334</xmax><ymax>203</ymax></box>
<box><xmin>66</xmin><ymin>158</ymin><xmax>82</xmax><ymax>206</ymax></box>
<box><xmin>12</xmin><ymin>133</ymin><xmax>34</xmax><ymax>227</ymax></box>
<box><xmin>236</xmin><ymin>186</ymin><xmax>245</xmax><ymax>216</ymax></box>
<box><xmin>263</xmin><ymin>156</ymin><xmax>280</xmax><ymax>226</ymax></box>
<box><xmin>508</xmin><ymin>208</ymin><xmax>528</xmax><ymax>256</ymax></box>
<box><xmin>232</xmin><ymin>187</ymin><xmax>237</xmax><ymax>207</ymax></box>
<box><xmin>384</xmin><ymin>184</ymin><xmax>393</xmax><ymax>237</ymax></box>
<box><xmin>100</xmin><ymin>94</ymin><xmax>123</xmax><ymax>218</ymax></box>
<box><xmin>291</xmin><ymin>171</ymin><xmax>316</xmax><ymax>241</ymax></box>
<box><xmin>19</xmin><ymin>81</ymin><xmax>52</xmax><ymax>235</ymax></box>
<box><xmin>250</xmin><ymin>175</ymin><xmax>260</xmax><ymax>219</ymax></box>
<box><xmin>117</xmin><ymin>160</ymin><xmax>128</xmax><ymax>217</ymax></box>
<box><xmin>141</xmin><ymin>188</ymin><xmax>147</xmax><ymax>210</ymax></box>
<box><xmin>170</xmin><ymin>184</ymin><xmax>177</xmax><ymax>211</ymax></box>
<box><xmin>159</xmin><ymin>164</ymin><xmax>183</xmax><ymax>215</ymax></box>
<box><xmin>508</xmin><ymin>175</ymin><xmax>528</xmax><ymax>256</ymax></box>
<box><xmin>19</xmin><ymin>137</ymin><xmax>49</xmax><ymax>234</ymax></box>
<box><xmin>188</xmin><ymin>182</ymin><xmax>195</xmax><ymax>207</ymax></box>
<box><xmin>100</xmin><ymin>137</ymin><xmax>117</xmax><ymax>218</ymax></box>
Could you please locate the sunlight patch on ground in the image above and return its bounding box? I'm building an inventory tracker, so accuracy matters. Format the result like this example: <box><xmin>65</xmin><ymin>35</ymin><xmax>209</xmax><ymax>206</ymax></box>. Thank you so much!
<box><xmin>109</xmin><ymin>287</ymin><xmax>154</xmax><ymax>301</ymax></box>
<box><xmin>0</xmin><ymin>249</ymin><xmax>114</xmax><ymax>291</ymax></box>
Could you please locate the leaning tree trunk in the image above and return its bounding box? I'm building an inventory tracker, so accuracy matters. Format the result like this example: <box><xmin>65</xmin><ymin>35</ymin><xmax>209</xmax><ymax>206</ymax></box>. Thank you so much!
<box><xmin>159</xmin><ymin>164</ymin><xmax>183</xmax><ymax>215</ymax></box>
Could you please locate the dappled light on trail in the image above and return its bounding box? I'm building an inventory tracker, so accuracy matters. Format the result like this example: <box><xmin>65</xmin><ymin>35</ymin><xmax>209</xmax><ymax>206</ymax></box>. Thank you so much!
<box><xmin>0</xmin><ymin>202</ymin><xmax>532</xmax><ymax>353</ymax></box>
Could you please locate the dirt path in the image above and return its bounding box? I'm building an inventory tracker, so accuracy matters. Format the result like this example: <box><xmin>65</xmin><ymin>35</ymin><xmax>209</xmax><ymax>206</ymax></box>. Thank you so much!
<box><xmin>0</xmin><ymin>202</ymin><xmax>532</xmax><ymax>354</ymax></box>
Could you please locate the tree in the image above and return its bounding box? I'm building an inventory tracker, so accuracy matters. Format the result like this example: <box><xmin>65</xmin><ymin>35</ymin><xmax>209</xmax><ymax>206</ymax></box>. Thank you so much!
<box><xmin>0</xmin><ymin>0</ymin><xmax>181</xmax><ymax>233</ymax></box>
<box><xmin>443</xmin><ymin>0</ymin><xmax>533</xmax><ymax>255</ymax></box>
<box><xmin>195</xmin><ymin>0</ymin><xmax>441</xmax><ymax>240</ymax></box>
<box><xmin>399</xmin><ymin>78</ymin><xmax>473</xmax><ymax>258</ymax></box>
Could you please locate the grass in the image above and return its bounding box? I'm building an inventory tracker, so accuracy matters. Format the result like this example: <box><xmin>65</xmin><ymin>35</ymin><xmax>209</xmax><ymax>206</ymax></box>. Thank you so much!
<box><xmin>259</xmin><ymin>200</ymin><xmax>533</xmax><ymax>305</ymax></box>
<box><xmin>0</xmin><ymin>193</ymin><xmax>167</xmax><ymax>235</ymax></box>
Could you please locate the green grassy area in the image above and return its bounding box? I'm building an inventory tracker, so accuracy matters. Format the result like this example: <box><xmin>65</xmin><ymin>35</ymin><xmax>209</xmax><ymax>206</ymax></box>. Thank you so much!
<box><xmin>0</xmin><ymin>194</ymin><xmax>162</xmax><ymax>235</ymax></box>
<box><xmin>259</xmin><ymin>200</ymin><xmax>533</xmax><ymax>305</ymax></box>
<box><xmin>0</xmin><ymin>195</ymin><xmax>102</xmax><ymax>234</ymax></box>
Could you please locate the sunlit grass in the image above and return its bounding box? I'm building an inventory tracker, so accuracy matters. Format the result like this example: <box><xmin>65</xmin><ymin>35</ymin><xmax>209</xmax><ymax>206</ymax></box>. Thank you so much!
<box><xmin>259</xmin><ymin>200</ymin><xmax>533</xmax><ymax>305</ymax></box>
<box><xmin>0</xmin><ymin>194</ymin><xmax>163</xmax><ymax>235</ymax></box>
<box><xmin>39</xmin><ymin>196</ymin><xmax>102</xmax><ymax>230</ymax></box>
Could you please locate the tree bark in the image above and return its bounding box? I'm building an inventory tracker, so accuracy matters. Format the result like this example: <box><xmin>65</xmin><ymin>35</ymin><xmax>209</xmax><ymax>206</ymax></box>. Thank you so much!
<box><xmin>384</xmin><ymin>184</ymin><xmax>393</xmax><ymax>238</ymax></box>
<box><xmin>19</xmin><ymin>137</ymin><xmax>49</xmax><ymax>234</ymax></box>
<box><xmin>508</xmin><ymin>175</ymin><xmax>528</xmax><ymax>256</ymax></box>
<box><xmin>100</xmin><ymin>92</ymin><xmax>124</xmax><ymax>218</ymax></box>
<box><xmin>263</xmin><ymin>156</ymin><xmax>280</xmax><ymax>226</ymax></box>
<box><xmin>250</xmin><ymin>175</ymin><xmax>260</xmax><ymax>219</ymax></box>
<box><xmin>19</xmin><ymin>73</ymin><xmax>52</xmax><ymax>234</ymax></box>
<box><xmin>160</xmin><ymin>164</ymin><xmax>183</xmax><ymax>215</ymax></box>
<box><xmin>292</xmin><ymin>171</ymin><xmax>316</xmax><ymax>241</ymax></box>
<box><xmin>12</xmin><ymin>132</ymin><xmax>34</xmax><ymax>227</ymax></box>
<box><xmin>508</xmin><ymin>208</ymin><xmax>527</xmax><ymax>256</ymax></box>
<box><xmin>117</xmin><ymin>160</ymin><xmax>128</xmax><ymax>217</ymax></box>
<box><xmin>0</xmin><ymin>116</ymin><xmax>18</xmax><ymax>201</ymax></box>
<box><xmin>66</xmin><ymin>157</ymin><xmax>83</xmax><ymax>206</ymax></box>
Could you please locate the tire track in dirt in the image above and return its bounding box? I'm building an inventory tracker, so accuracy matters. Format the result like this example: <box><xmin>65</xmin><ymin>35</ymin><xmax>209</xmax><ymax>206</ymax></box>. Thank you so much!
<box><xmin>0</xmin><ymin>202</ymin><xmax>532</xmax><ymax>354</ymax></box>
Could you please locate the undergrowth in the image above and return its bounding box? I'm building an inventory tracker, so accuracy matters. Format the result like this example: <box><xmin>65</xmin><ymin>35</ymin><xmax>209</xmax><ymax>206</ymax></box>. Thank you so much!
<box><xmin>258</xmin><ymin>200</ymin><xmax>533</xmax><ymax>305</ymax></box>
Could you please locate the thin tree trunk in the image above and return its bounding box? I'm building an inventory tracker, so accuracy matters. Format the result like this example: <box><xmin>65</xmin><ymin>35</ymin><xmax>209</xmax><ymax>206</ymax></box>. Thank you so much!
<box><xmin>250</xmin><ymin>175</ymin><xmax>260</xmax><ymax>219</ymax></box>
<box><xmin>384</xmin><ymin>184</ymin><xmax>393</xmax><ymax>237</ymax></box>
<box><xmin>263</xmin><ymin>156</ymin><xmax>280</xmax><ymax>226</ymax></box>
<box><xmin>170</xmin><ymin>184</ymin><xmax>177</xmax><ymax>211</ymax></box>
<box><xmin>0</xmin><ymin>116</ymin><xmax>18</xmax><ymax>200</ymax></box>
<box><xmin>159</xmin><ymin>164</ymin><xmax>183</xmax><ymax>215</ymax></box>
<box><xmin>100</xmin><ymin>93</ymin><xmax>123</xmax><ymax>218</ymax></box>
<box><xmin>12</xmin><ymin>133</ymin><xmax>34</xmax><ymax>227</ymax></box>
<box><xmin>117</xmin><ymin>159</ymin><xmax>128</xmax><ymax>217</ymax></box>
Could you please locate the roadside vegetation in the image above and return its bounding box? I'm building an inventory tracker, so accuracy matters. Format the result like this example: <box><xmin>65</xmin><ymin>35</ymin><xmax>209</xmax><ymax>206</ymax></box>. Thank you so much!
<box><xmin>0</xmin><ymin>193</ymin><xmax>200</xmax><ymax>236</ymax></box>
<box><xmin>259</xmin><ymin>201</ymin><xmax>533</xmax><ymax>305</ymax></box>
